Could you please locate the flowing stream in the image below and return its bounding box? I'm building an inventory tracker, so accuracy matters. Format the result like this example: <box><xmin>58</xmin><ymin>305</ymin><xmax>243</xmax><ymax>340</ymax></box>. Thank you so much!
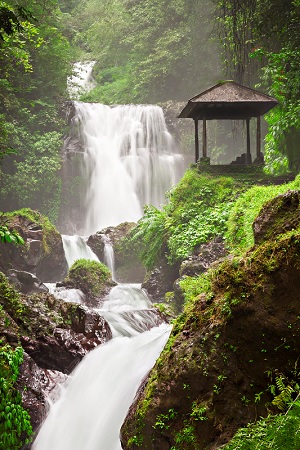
<box><xmin>33</xmin><ymin>284</ymin><xmax>171</xmax><ymax>450</ymax></box>
<box><xmin>33</xmin><ymin>92</ymin><xmax>179</xmax><ymax>448</ymax></box>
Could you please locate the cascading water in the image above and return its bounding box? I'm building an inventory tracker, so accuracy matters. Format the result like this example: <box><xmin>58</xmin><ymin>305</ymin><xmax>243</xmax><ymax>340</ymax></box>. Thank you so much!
<box><xmin>65</xmin><ymin>102</ymin><xmax>184</xmax><ymax>235</ymax></box>
<box><xmin>32</xmin><ymin>284</ymin><xmax>171</xmax><ymax>450</ymax></box>
<box><xmin>62</xmin><ymin>235</ymin><xmax>99</xmax><ymax>267</ymax></box>
<box><xmin>34</xmin><ymin>72</ymin><xmax>180</xmax><ymax>448</ymax></box>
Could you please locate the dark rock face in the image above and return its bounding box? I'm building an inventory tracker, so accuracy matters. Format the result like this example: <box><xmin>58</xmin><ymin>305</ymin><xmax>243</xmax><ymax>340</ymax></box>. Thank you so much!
<box><xmin>0</xmin><ymin>273</ymin><xmax>112</xmax><ymax>437</ymax></box>
<box><xmin>0</xmin><ymin>210</ymin><xmax>68</xmax><ymax>282</ymax></box>
<box><xmin>17</xmin><ymin>352</ymin><xmax>68</xmax><ymax>438</ymax></box>
<box><xmin>142</xmin><ymin>256</ymin><xmax>180</xmax><ymax>304</ymax></box>
<box><xmin>7</xmin><ymin>269</ymin><xmax>48</xmax><ymax>295</ymax></box>
<box><xmin>17</xmin><ymin>293</ymin><xmax>112</xmax><ymax>373</ymax></box>
<box><xmin>253</xmin><ymin>189</ymin><xmax>300</xmax><ymax>244</ymax></box>
<box><xmin>121</xmin><ymin>230</ymin><xmax>300</xmax><ymax>450</ymax></box>
<box><xmin>173</xmin><ymin>238</ymin><xmax>228</xmax><ymax>312</ymax></box>
<box><xmin>179</xmin><ymin>237</ymin><xmax>227</xmax><ymax>278</ymax></box>
<box><xmin>87</xmin><ymin>222</ymin><xmax>145</xmax><ymax>283</ymax></box>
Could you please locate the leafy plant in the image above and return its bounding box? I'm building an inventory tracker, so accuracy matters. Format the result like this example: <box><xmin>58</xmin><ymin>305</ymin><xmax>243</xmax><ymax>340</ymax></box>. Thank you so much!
<box><xmin>223</xmin><ymin>397</ymin><xmax>300</xmax><ymax>450</ymax></box>
<box><xmin>0</xmin><ymin>226</ymin><xmax>24</xmax><ymax>245</ymax></box>
<box><xmin>0</xmin><ymin>342</ymin><xmax>32</xmax><ymax>449</ymax></box>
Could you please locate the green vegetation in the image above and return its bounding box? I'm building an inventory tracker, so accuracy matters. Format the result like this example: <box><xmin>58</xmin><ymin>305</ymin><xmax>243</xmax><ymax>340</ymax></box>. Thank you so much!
<box><xmin>66</xmin><ymin>259</ymin><xmax>113</xmax><ymax>298</ymax></box>
<box><xmin>217</xmin><ymin>0</ymin><xmax>300</xmax><ymax>173</ymax></box>
<box><xmin>129</xmin><ymin>170</ymin><xmax>300</xmax><ymax>269</ymax></box>
<box><xmin>0</xmin><ymin>0</ymin><xmax>71</xmax><ymax>222</ymax></box>
<box><xmin>0</xmin><ymin>271</ymin><xmax>24</xmax><ymax>320</ymax></box>
<box><xmin>0</xmin><ymin>342</ymin><xmax>32</xmax><ymax>449</ymax></box>
<box><xmin>223</xmin><ymin>397</ymin><xmax>300</xmax><ymax>450</ymax></box>
<box><xmin>129</xmin><ymin>169</ymin><xmax>245</xmax><ymax>268</ymax></box>
<box><xmin>70</xmin><ymin>0</ymin><xmax>220</xmax><ymax>104</ymax></box>
<box><xmin>226</xmin><ymin>175</ymin><xmax>300</xmax><ymax>253</ymax></box>
<box><xmin>0</xmin><ymin>226</ymin><xmax>24</xmax><ymax>245</ymax></box>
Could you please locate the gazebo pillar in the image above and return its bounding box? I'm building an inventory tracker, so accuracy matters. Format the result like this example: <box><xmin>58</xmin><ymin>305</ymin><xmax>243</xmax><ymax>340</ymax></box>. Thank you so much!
<box><xmin>246</xmin><ymin>118</ymin><xmax>251</xmax><ymax>164</ymax></box>
<box><xmin>256</xmin><ymin>116</ymin><xmax>261</xmax><ymax>157</ymax></box>
<box><xmin>194</xmin><ymin>119</ymin><xmax>199</xmax><ymax>162</ymax></box>
<box><xmin>202</xmin><ymin>117</ymin><xmax>207</xmax><ymax>158</ymax></box>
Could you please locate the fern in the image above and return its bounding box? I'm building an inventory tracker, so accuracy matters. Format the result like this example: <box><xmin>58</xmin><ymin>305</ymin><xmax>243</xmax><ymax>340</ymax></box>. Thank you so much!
<box><xmin>272</xmin><ymin>376</ymin><xmax>295</xmax><ymax>411</ymax></box>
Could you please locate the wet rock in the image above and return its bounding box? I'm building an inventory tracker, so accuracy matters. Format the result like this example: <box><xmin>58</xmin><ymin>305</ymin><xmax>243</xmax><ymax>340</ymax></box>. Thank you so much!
<box><xmin>19</xmin><ymin>295</ymin><xmax>113</xmax><ymax>373</ymax></box>
<box><xmin>7</xmin><ymin>269</ymin><xmax>48</xmax><ymax>295</ymax></box>
<box><xmin>17</xmin><ymin>352</ymin><xmax>68</xmax><ymax>437</ymax></box>
<box><xmin>0</xmin><ymin>209</ymin><xmax>68</xmax><ymax>282</ymax></box>
<box><xmin>87</xmin><ymin>222</ymin><xmax>145</xmax><ymax>283</ymax></box>
<box><xmin>142</xmin><ymin>256</ymin><xmax>180</xmax><ymax>304</ymax></box>
<box><xmin>253</xmin><ymin>190</ymin><xmax>300</xmax><ymax>244</ymax></box>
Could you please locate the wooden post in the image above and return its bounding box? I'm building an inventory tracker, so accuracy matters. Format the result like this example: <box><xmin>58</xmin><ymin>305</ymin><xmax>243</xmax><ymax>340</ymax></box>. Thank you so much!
<box><xmin>194</xmin><ymin>119</ymin><xmax>199</xmax><ymax>162</ymax></box>
<box><xmin>256</xmin><ymin>116</ymin><xmax>261</xmax><ymax>157</ymax></box>
<box><xmin>246</xmin><ymin>118</ymin><xmax>251</xmax><ymax>164</ymax></box>
<box><xmin>202</xmin><ymin>117</ymin><xmax>207</xmax><ymax>158</ymax></box>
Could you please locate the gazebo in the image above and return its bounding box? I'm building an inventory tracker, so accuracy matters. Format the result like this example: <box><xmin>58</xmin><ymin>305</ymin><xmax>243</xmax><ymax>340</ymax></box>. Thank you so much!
<box><xmin>178</xmin><ymin>81</ymin><xmax>278</xmax><ymax>164</ymax></box>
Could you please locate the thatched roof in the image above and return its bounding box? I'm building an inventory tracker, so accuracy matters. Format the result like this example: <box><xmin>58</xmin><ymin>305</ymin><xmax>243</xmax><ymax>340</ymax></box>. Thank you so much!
<box><xmin>178</xmin><ymin>81</ymin><xmax>278</xmax><ymax>120</ymax></box>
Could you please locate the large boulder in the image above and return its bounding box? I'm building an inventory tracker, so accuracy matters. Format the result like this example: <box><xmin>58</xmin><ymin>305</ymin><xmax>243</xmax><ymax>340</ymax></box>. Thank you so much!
<box><xmin>141</xmin><ymin>255</ymin><xmax>180</xmax><ymax>304</ymax></box>
<box><xmin>0</xmin><ymin>209</ymin><xmax>68</xmax><ymax>282</ymax></box>
<box><xmin>0</xmin><ymin>272</ymin><xmax>112</xmax><ymax>373</ymax></box>
<box><xmin>121</xmin><ymin>230</ymin><xmax>300</xmax><ymax>449</ymax></box>
<box><xmin>253</xmin><ymin>190</ymin><xmax>300</xmax><ymax>245</ymax></box>
<box><xmin>60</xmin><ymin>258</ymin><xmax>116</xmax><ymax>307</ymax></box>
<box><xmin>7</xmin><ymin>269</ymin><xmax>48</xmax><ymax>295</ymax></box>
<box><xmin>87</xmin><ymin>222</ymin><xmax>145</xmax><ymax>283</ymax></box>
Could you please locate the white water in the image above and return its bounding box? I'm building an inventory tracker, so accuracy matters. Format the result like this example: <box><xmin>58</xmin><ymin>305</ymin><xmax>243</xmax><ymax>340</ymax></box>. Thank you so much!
<box><xmin>34</xmin><ymin>96</ymin><xmax>178</xmax><ymax>449</ymax></box>
<box><xmin>67</xmin><ymin>61</ymin><xmax>96</xmax><ymax>99</ymax></box>
<box><xmin>72</xmin><ymin>103</ymin><xmax>184</xmax><ymax>234</ymax></box>
<box><xmin>102</xmin><ymin>234</ymin><xmax>116</xmax><ymax>280</ymax></box>
<box><xmin>32</xmin><ymin>283</ymin><xmax>171</xmax><ymax>450</ymax></box>
<box><xmin>62</xmin><ymin>235</ymin><xmax>99</xmax><ymax>267</ymax></box>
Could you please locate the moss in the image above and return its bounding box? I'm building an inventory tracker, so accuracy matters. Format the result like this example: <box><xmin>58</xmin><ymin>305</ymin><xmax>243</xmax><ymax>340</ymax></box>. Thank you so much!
<box><xmin>226</xmin><ymin>174</ymin><xmax>300</xmax><ymax>253</ymax></box>
<box><xmin>0</xmin><ymin>271</ymin><xmax>24</xmax><ymax>320</ymax></box>
<box><xmin>66</xmin><ymin>258</ymin><xmax>113</xmax><ymax>298</ymax></box>
<box><xmin>0</xmin><ymin>208</ymin><xmax>60</xmax><ymax>254</ymax></box>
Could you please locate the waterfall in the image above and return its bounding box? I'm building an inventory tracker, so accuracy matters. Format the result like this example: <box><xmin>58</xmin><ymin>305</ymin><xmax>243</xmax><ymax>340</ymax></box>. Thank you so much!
<box><xmin>102</xmin><ymin>234</ymin><xmax>116</xmax><ymax>280</ymax></box>
<box><xmin>32</xmin><ymin>285</ymin><xmax>171</xmax><ymax>450</ymax></box>
<box><xmin>67</xmin><ymin>61</ymin><xmax>96</xmax><ymax>99</ymax></box>
<box><xmin>65</xmin><ymin>103</ymin><xmax>184</xmax><ymax>235</ymax></box>
<box><xmin>62</xmin><ymin>235</ymin><xmax>99</xmax><ymax>267</ymax></box>
<box><xmin>33</xmin><ymin>95</ymin><xmax>179</xmax><ymax>448</ymax></box>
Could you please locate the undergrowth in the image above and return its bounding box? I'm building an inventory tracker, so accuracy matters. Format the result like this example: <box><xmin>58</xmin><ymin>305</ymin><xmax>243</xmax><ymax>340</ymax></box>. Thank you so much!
<box><xmin>128</xmin><ymin>169</ymin><xmax>300</xmax><ymax>269</ymax></box>
<box><xmin>0</xmin><ymin>342</ymin><xmax>32</xmax><ymax>449</ymax></box>
<box><xmin>223</xmin><ymin>397</ymin><xmax>300</xmax><ymax>450</ymax></box>
<box><xmin>226</xmin><ymin>174</ymin><xmax>300</xmax><ymax>253</ymax></box>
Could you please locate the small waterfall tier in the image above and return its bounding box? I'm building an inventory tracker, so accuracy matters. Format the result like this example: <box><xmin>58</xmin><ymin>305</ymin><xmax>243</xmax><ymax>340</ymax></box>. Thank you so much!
<box><xmin>63</xmin><ymin>103</ymin><xmax>184</xmax><ymax>235</ymax></box>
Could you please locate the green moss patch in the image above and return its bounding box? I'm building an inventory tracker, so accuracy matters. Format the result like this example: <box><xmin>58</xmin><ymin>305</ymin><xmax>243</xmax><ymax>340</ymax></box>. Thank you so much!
<box><xmin>65</xmin><ymin>259</ymin><xmax>114</xmax><ymax>299</ymax></box>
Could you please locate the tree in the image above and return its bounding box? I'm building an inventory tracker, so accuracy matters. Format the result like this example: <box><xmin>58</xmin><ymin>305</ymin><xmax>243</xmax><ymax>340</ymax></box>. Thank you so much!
<box><xmin>216</xmin><ymin>0</ymin><xmax>300</xmax><ymax>173</ymax></box>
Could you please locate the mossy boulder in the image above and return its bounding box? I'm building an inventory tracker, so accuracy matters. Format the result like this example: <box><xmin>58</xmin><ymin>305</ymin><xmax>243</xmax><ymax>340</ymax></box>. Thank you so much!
<box><xmin>253</xmin><ymin>189</ymin><xmax>300</xmax><ymax>244</ymax></box>
<box><xmin>0</xmin><ymin>208</ymin><xmax>68</xmax><ymax>282</ymax></box>
<box><xmin>61</xmin><ymin>259</ymin><xmax>116</xmax><ymax>307</ymax></box>
<box><xmin>121</xmin><ymin>230</ymin><xmax>300</xmax><ymax>449</ymax></box>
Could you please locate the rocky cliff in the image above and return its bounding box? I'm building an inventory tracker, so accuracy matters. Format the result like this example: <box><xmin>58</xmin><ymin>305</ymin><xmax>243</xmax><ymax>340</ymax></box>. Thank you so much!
<box><xmin>121</xmin><ymin>192</ymin><xmax>300</xmax><ymax>449</ymax></box>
